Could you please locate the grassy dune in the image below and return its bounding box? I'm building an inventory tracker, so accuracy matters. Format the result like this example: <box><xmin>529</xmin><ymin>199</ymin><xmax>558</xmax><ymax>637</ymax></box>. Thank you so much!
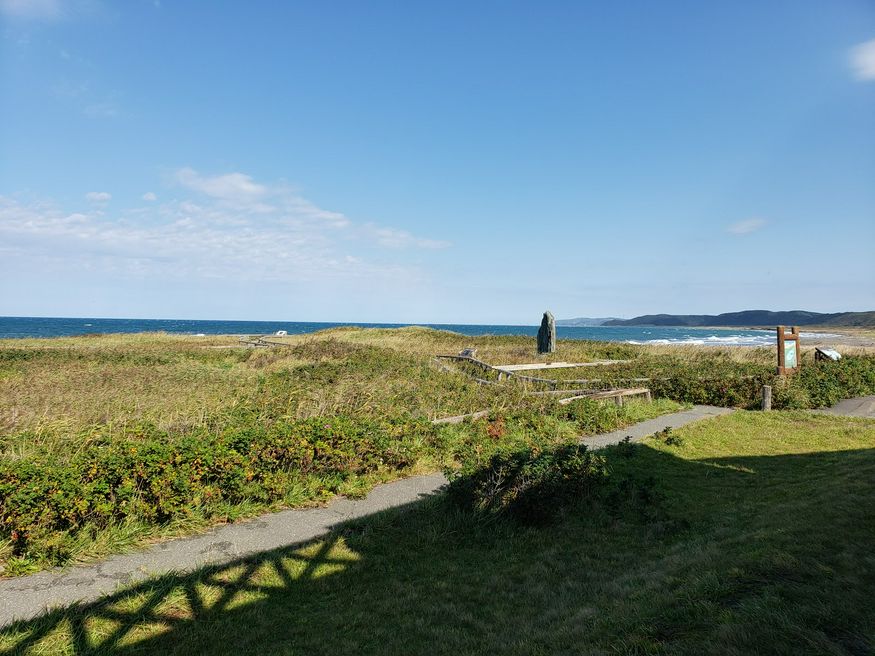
<box><xmin>0</xmin><ymin>329</ymin><xmax>686</xmax><ymax>574</ymax></box>
<box><xmin>3</xmin><ymin>411</ymin><xmax>873</xmax><ymax>655</ymax></box>
<box><xmin>4</xmin><ymin>327</ymin><xmax>870</xmax><ymax>443</ymax></box>
<box><xmin>0</xmin><ymin>328</ymin><xmax>637</xmax><ymax>442</ymax></box>
<box><xmin>1</xmin><ymin>327</ymin><xmax>873</xmax><ymax>576</ymax></box>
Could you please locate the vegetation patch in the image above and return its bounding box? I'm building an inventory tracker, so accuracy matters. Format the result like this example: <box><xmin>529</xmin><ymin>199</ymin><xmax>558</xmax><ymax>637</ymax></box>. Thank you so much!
<box><xmin>1</xmin><ymin>327</ymin><xmax>873</xmax><ymax>574</ymax></box>
<box><xmin>3</xmin><ymin>412</ymin><xmax>873</xmax><ymax>654</ymax></box>
<box><xmin>446</xmin><ymin>444</ymin><xmax>608</xmax><ymax>525</ymax></box>
<box><xmin>530</xmin><ymin>350</ymin><xmax>875</xmax><ymax>409</ymax></box>
<box><xmin>0</xmin><ymin>396</ymin><xmax>678</xmax><ymax>573</ymax></box>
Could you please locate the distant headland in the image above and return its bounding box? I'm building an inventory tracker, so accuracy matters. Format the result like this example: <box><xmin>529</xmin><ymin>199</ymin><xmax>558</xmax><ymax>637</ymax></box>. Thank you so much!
<box><xmin>558</xmin><ymin>310</ymin><xmax>875</xmax><ymax>328</ymax></box>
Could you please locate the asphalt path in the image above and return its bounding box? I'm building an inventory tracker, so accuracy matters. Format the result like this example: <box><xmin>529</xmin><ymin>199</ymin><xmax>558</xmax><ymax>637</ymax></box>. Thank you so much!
<box><xmin>816</xmin><ymin>395</ymin><xmax>875</xmax><ymax>418</ymax></box>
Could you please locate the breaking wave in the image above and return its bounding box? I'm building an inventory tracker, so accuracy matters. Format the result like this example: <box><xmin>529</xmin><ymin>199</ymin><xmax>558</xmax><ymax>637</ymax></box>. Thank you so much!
<box><xmin>626</xmin><ymin>333</ymin><xmax>775</xmax><ymax>347</ymax></box>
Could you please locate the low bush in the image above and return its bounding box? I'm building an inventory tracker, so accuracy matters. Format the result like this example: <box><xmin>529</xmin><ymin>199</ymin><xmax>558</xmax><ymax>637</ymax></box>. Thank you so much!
<box><xmin>0</xmin><ymin>414</ymin><xmax>433</xmax><ymax>560</ymax></box>
<box><xmin>650</xmin><ymin>355</ymin><xmax>875</xmax><ymax>409</ymax></box>
<box><xmin>445</xmin><ymin>444</ymin><xmax>609</xmax><ymax>525</ymax></box>
<box><xmin>793</xmin><ymin>356</ymin><xmax>875</xmax><ymax>408</ymax></box>
<box><xmin>653</xmin><ymin>427</ymin><xmax>684</xmax><ymax>447</ymax></box>
<box><xmin>1</xmin><ymin>400</ymin><xmax>668</xmax><ymax>567</ymax></box>
<box><xmin>649</xmin><ymin>367</ymin><xmax>771</xmax><ymax>408</ymax></box>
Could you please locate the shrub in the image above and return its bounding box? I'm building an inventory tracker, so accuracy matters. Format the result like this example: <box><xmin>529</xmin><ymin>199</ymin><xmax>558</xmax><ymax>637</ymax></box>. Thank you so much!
<box><xmin>791</xmin><ymin>356</ymin><xmax>875</xmax><ymax>408</ymax></box>
<box><xmin>644</xmin><ymin>355</ymin><xmax>875</xmax><ymax>410</ymax></box>
<box><xmin>445</xmin><ymin>444</ymin><xmax>609</xmax><ymax>525</ymax></box>
<box><xmin>0</xmin><ymin>414</ymin><xmax>435</xmax><ymax>557</ymax></box>
<box><xmin>771</xmin><ymin>377</ymin><xmax>811</xmax><ymax>410</ymax></box>
<box><xmin>653</xmin><ymin>427</ymin><xmax>684</xmax><ymax>447</ymax></box>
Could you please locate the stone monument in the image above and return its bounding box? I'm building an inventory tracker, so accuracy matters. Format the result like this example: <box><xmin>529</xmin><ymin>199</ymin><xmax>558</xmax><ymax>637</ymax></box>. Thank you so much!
<box><xmin>537</xmin><ymin>311</ymin><xmax>556</xmax><ymax>354</ymax></box>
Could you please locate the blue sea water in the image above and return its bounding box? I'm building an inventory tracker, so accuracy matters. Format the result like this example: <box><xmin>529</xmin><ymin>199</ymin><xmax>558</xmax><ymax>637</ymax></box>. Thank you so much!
<box><xmin>0</xmin><ymin>316</ymin><xmax>780</xmax><ymax>346</ymax></box>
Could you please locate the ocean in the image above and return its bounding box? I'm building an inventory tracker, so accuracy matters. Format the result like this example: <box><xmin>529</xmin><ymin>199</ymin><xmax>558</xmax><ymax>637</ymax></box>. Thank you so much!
<box><xmin>0</xmin><ymin>316</ymin><xmax>788</xmax><ymax>346</ymax></box>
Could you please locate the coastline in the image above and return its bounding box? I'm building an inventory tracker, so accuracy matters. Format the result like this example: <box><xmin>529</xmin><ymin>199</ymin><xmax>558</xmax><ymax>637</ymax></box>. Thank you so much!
<box><xmin>1</xmin><ymin>316</ymin><xmax>873</xmax><ymax>348</ymax></box>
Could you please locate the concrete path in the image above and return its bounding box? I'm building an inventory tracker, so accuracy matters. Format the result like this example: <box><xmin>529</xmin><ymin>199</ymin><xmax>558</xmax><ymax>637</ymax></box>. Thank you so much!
<box><xmin>0</xmin><ymin>405</ymin><xmax>730</xmax><ymax>628</ymax></box>
<box><xmin>817</xmin><ymin>395</ymin><xmax>875</xmax><ymax>419</ymax></box>
<box><xmin>579</xmin><ymin>405</ymin><xmax>733</xmax><ymax>449</ymax></box>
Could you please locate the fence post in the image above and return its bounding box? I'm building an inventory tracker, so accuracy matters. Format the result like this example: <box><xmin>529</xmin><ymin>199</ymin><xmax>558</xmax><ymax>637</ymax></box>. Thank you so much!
<box><xmin>761</xmin><ymin>385</ymin><xmax>772</xmax><ymax>411</ymax></box>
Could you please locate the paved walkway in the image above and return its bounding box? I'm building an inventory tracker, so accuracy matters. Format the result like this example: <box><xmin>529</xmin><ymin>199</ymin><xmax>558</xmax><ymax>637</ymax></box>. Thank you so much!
<box><xmin>579</xmin><ymin>405</ymin><xmax>732</xmax><ymax>449</ymax></box>
<box><xmin>817</xmin><ymin>395</ymin><xmax>875</xmax><ymax>419</ymax></box>
<box><xmin>0</xmin><ymin>405</ymin><xmax>730</xmax><ymax>628</ymax></box>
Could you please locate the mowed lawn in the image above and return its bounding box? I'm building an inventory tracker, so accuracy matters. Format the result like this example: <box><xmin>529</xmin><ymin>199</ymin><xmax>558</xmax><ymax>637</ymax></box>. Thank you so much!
<box><xmin>3</xmin><ymin>411</ymin><xmax>874</xmax><ymax>655</ymax></box>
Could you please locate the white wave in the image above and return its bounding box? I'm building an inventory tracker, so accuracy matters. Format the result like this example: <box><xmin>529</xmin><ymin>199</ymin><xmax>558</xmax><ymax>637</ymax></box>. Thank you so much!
<box><xmin>625</xmin><ymin>334</ymin><xmax>774</xmax><ymax>347</ymax></box>
<box><xmin>800</xmin><ymin>332</ymin><xmax>843</xmax><ymax>339</ymax></box>
<box><xmin>628</xmin><ymin>331</ymin><xmax>844</xmax><ymax>347</ymax></box>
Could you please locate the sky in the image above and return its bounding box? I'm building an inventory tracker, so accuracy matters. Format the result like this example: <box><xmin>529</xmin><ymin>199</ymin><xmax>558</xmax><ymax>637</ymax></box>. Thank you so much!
<box><xmin>1</xmin><ymin>0</ymin><xmax>873</xmax><ymax>324</ymax></box>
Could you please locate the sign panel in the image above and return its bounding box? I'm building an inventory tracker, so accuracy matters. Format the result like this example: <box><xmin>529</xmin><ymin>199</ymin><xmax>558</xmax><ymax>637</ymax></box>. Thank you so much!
<box><xmin>776</xmin><ymin>326</ymin><xmax>801</xmax><ymax>375</ymax></box>
<box><xmin>783</xmin><ymin>341</ymin><xmax>797</xmax><ymax>369</ymax></box>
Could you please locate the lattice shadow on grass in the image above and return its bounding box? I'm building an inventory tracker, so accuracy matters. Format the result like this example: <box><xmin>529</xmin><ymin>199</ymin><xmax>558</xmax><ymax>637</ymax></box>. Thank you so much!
<box><xmin>4</xmin><ymin>443</ymin><xmax>875</xmax><ymax>655</ymax></box>
<box><xmin>1</xmin><ymin>532</ymin><xmax>359</xmax><ymax>655</ymax></box>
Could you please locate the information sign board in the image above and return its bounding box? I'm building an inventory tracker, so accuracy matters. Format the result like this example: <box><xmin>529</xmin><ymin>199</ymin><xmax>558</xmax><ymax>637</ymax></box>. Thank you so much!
<box><xmin>777</xmin><ymin>326</ymin><xmax>801</xmax><ymax>375</ymax></box>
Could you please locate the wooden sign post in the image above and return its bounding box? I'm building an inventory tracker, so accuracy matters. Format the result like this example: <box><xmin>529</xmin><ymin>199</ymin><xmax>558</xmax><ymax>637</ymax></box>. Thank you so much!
<box><xmin>776</xmin><ymin>326</ymin><xmax>801</xmax><ymax>375</ymax></box>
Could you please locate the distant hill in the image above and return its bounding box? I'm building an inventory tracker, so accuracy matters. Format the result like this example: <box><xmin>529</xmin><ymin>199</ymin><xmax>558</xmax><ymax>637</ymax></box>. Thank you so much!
<box><xmin>556</xmin><ymin>317</ymin><xmax>623</xmax><ymax>327</ymax></box>
<box><xmin>817</xmin><ymin>312</ymin><xmax>875</xmax><ymax>328</ymax></box>
<box><xmin>603</xmin><ymin>310</ymin><xmax>875</xmax><ymax>328</ymax></box>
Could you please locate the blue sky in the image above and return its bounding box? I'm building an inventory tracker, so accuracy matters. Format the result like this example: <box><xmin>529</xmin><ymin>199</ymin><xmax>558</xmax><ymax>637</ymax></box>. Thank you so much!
<box><xmin>1</xmin><ymin>0</ymin><xmax>873</xmax><ymax>324</ymax></box>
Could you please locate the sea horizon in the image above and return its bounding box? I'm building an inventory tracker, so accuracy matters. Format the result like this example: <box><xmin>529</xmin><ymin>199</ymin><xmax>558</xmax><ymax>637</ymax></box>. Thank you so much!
<box><xmin>0</xmin><ymin>315</ymin><xmax>798</xmax><ymax>347</ymax></box>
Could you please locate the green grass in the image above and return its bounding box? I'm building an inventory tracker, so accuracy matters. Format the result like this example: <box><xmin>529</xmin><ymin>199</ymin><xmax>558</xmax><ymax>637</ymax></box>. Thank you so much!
<box><xmin>2</xmin><ymin>411</ymin><xmax>873</xmax><ymax>655</ymax></box>
<box><xmin>0</xmin><ymin>397</ymin><xmax>680</xmax><ymax>576</ymax></box>
<box><xmin>0</xmin><ymin>329</ymin><xmax>691</xmax><ymax>574</ymax></box>
<box><xmin>2</xmin><ymin>329</ymin><xmax>872</xmax><ymax>444</ymax></box>
<box><xmin>1</xmin><ymin>327</ymin><xmax>873</xmax><ymax>578</ymax></box>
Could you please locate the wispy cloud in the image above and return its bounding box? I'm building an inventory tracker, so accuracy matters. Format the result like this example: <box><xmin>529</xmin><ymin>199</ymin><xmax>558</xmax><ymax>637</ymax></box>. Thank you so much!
<box><xmin>0</xmin><ymin>196</ymin><xmax>390</xmax><ymax>283</ymax></box>
<box><xmin>85</xmin><ymin>191</ymin><xmax>111</xmax><ymax>203</ymax></box>
<box><xmin>727</xmin><ymin>218</ymin><xmax>765</xmax><ymax>235</ymax></box>
<box><xmin>365</xmin><ymin>224</ymin><xmax>451</xmax><ymax>249</ymax></box>
<box><xmin>51</xmin><ymin>81</ymin><xmax>121</xmax><ymax>119</ymax></box>
<box><xmin>175</xmin><ymin>168</ymin><xmax>266</xmax><ymax>200</ymax></box>
<box><xmin>850</xmin><ymin>39</ymin><xmax>875</xmax><ymax>81</ymax></box>
<box><xmin>0</xmin><ymin>0</ymin><xmax>62</xmax><ymax>20</ymax></box>
<box><xmin>1</xmin><ymin>0</ymin><xmax>102</xmax><ymax>21</ymax></box>
<box><xmin>174</xmin><ymin>167</ymin><xmax>352</xmax><ymax>228</ymax></box>
<box><xmin>1</xmin><ymin>170</ymin><xmax>449</xmax><ymax>284</ymax></box>
<box><xmin>83</xmin><ymin>102</ymin><xmax>119</xmax><ymax>118</ymax></box>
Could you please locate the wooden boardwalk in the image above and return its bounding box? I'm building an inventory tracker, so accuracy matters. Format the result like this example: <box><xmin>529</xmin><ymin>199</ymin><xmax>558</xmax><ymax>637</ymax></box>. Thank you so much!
<box><xmin>493</xmin><ymin>360</ymin><xmax>631</xmax><ymax>373</ymax></box>
<box><xmin>435</xmin><ymin>354</ymin><xmax>651</xmax><ymax>406</ymax></box>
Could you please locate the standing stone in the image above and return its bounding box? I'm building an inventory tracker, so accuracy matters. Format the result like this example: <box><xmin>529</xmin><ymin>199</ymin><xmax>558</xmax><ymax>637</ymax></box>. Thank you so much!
<box><xmin>537</xmin><ymin>311</ymin><xmax>556</xmax><ymax>354</ymax></box>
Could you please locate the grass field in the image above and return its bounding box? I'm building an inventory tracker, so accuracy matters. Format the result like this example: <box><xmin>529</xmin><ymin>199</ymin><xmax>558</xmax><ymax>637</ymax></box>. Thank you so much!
<box><xmin>0</xmin><ymin>329</ymin><xmax>690</xmax><ymax>574</ymax></box>
<box><xmin>0</xmin><ymin>328</ymin><xmax>644</xmax><ymax>443</ymax></box>
<box><xmin>2</xmin><ymin>328</ymin><xmax>872</xmax><ymax>443</ymax></box>
<box><xmin>1</xmin><ymin>328</ymin><xmax>874</xmax><ymax>578</ymax></box>
<box><xmin>3</xmin><ymin>411</ymin><xmax>873</xmax><ymax>655</ymax></box>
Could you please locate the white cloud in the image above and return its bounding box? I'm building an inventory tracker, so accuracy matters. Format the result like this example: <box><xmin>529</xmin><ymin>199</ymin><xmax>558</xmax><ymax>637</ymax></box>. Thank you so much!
<box><xmin>173</xmin><ymin>167</ymin><xmax>353</xmax><ymax>228</ymax></box>
<box><xmin>727</xmin><ymin>218</ymin><xmax>765</xmax><ymax>235</ymax></box>
<box><xmin>142</xmin><ymin>192</ymin><xmax>157</xmax><ymax>201</ymax></box>
<box><xmin>0</xmin><ymin>0</ymin><xmax>62</xmax><ymax>20</ymax></box>
<box><xmin>0</xmin><ymin>172</ymin><xmax>449</xmax><ymax>284</ymax></box>
<box><xmin>176</xmin><ymin>168</ymin><xmax>266</xmax><ymax>200</ymax></box>
<box><xmin>365</xmin><ymin>224</ymin><xmax>451</xmax><ymax>249</ymax></box>
<box><xmin>850</xmin><ymin>39</ymin><xmax>875</xmax><ymax>81</ymax></box>
<box><xmin>0</xmin><ymin>196</ymin><xmax>357</xmax><ymax>282</ymax></box>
